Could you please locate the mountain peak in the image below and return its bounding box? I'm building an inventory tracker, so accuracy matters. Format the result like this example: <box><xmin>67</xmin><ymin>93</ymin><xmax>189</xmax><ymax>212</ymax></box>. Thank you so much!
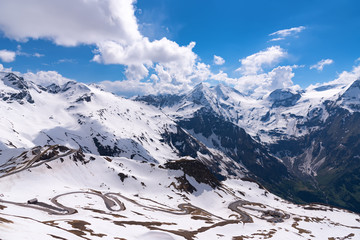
<box><xmin>213</xmin><ymin>83</ymin><xmax>244</xmax><ymax>100</ymax></box>
<box><xmin>341</xmin><ymin>79</ymin><xmax>360</xmax><ymax>100</ymax></box>
<box><xmin>268</xmin><ymin>89</ymin><xmax>301</xmax><ymax>108</ymax></box>
<box><xmin>2</xmin><ymin>73</ymin><xmax>29</xmax><ymax>90</ymax></box>
<box><xmin>186</xmin><ymin>82</ymin><xmax>214</xmax><ymax>105</ymax></box>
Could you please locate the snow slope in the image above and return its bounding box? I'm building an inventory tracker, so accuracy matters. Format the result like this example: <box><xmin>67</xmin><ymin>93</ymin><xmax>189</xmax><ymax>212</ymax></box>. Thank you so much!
<box><xmin>0</xmin><ymin>147</ymin><xmax>359</xmax><ymax>240</ymax></box>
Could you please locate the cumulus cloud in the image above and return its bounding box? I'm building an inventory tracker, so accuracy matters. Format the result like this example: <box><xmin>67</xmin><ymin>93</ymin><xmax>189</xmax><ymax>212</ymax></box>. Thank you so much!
<box><xmin>0</xmin><ymin>0</ymin><xmax>141</xmax><ymax>46</ymax></box>
<box><xmin>0</xmin><ymin>0</ymin><xmax>302</xmax><ymax>97</ymax></box>
<box><xmin>211</xmin><ymin>47</ymin><xmax>297</xmax><ymax>97</ymax></box>
<box><xmin>330</xmin><ymin>64</ymin><xmax>360</xmax><ymax>85</ymax></box>
<box><xmin>310</xmin><ymin>59</ymin><xmax>334</xmax><ymax>71</ymax></box>
<box><xmin>99</xmin><ymin>62</ymin><xmax>212</xmax><ymax>97</ymax></box>
<box><xmin>0</xmin><ymin>0</ymin><xmax>208</xmax><ymax>95</ymax></box>
<box><xmin>23</xmin><ymin>70</ymin><xmax>73</xmax><ymax>87</ymax></box>
<box><xmin>213</xmin><ymin>55</ymin><xmax>225</xmax><ymax>65</ymax></box>
<box><xmin>235</xmin><ymin>66</ymin><xmax>297</xmax><ymax>98</ymax></box>
<box><xmin>236</xmin><ymin>46</ymin><xmax>286</xmax><ymax>75</ymax></box>
<box><xmin>93</xmin><ymin>38</ymin><xmax>198</xmax><ymax>82</ymax></box>
<box><xmin>269</xmin><ymin>26</ymin><xmax>306</xmax><ymax>41</ymax></box>
<box><xmin>0</xmin><ymin>50</ymin><xmax>16</xmax><ymax>62</ymax></box>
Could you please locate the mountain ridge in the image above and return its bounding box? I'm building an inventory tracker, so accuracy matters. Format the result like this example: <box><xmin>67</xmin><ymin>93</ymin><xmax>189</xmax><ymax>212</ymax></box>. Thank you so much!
<box><xmin>1</xmin><ymin>71</ymin><xmax>360</xmax><ymax>213</ymax></box>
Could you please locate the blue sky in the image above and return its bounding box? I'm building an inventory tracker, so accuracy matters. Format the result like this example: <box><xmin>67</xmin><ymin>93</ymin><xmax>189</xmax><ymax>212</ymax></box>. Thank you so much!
<box><xmin>0</xmin><ymin>0</ymin><xmax>359</xmax><ymax>96</ymax></box>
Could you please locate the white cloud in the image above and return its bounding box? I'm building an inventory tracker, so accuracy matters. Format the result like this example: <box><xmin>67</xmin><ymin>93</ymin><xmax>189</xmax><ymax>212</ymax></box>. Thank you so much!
<box><xmin>310</xmin><ymin>59</ymin><xmax>334</xmax><ymax>71</ymax></box>
<box><xmin>98</xmin><ymin>79</ymin><xmax>150</xmax><ymax>97</ymax></box>
<box><xmin>125</xmin><ymin>64</ymin><xmax>149</xmax><ymax>81</ymax></box>
<box><xmin>269</xmin><ymin>26</ymin><xmax>306</xmax><ymax>41</ymax></box>
<box><xmin>57</xmin><ymin>59</ymin><xmax>77</xmax><ymax>64</ymax></box>
<box><xmin>93</xmin><ymin>38</ymin><xmax>198</xmax><ymax>83</ymax></box>
<box><xmin>0</xmin><ymin>0</ymin><xmax>304</xmax><ymax>97</ymax></box>
<box><xmin>0</xmin><ymin>0</ymin><xmax>207</xmax><ymax>94</ymax></box>
<box><xmin>213</xmin><ymin>55</ymin><xmax>225</xmax><ymax>65</ymax></box>
<box><xmin>235</xmin><ymin>66</ymin><xmax>297</xmax><ymax>97</ymax></box>
<box><xmin>23</xmin><ymin>71</ymin><xmax>73</xmax><ymax>86</ymax></box>
<box><xmin>236</xmin><ymin>46</ymin><xmax>287</xmax><ymax>75</ymax></box>
<box><xmin>0</xmin><ymin>64</ymin><xmax>12</xmax><ymax>72</ymax></box>
<box><xmin>0</xmin><ymin>49</ymin><xmax>16</xmax><ymax>62</ymax></box>
<box><xmin>212</xmin><ymin>65</ymin><xmax>298</xmax><ymax>98</ymax></box>
<box><xmin>269</xmin><ymin>37</ymin><xmax>285</xmax><ymax>42</ymax></box>
<box><xmin>15</xmin><ymin>45</ymin><xmax>44</xmax><ymax>58</ymax></box>
<box><xmin>330</xmin><ymin>64</ymin><xmax>360</xmax><ymax>85</ymax></box>
<box><xmin>33</xmin><ymin>53</ymin><xmax>44</xmax><ymax>58</ymax></box>
<box><xmin>212</xmin><ymin>47</ymin><xmax>297</xmax><ymax>97</ymax></box>
<box><xmin>0</xmin><ymin>0</ymin><xmax>141</xmax><ymax>46</ymax></box>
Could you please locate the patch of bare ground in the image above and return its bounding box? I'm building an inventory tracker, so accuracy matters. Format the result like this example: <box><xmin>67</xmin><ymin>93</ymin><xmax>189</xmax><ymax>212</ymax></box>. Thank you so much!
<box><xmin>43</xmin><ymin>220</ymin><xmax>59</xmax><ymax>227</ymax></box>
<box><xmin>232</xmin><ymin>237</ymin><xmax>246</xmax><ymax>240</ymax></box>
<box><xmin>292</xmin><ymin>217</ymin><xmax>311</xmax><ymax>235</ymax></box>
<box><xmin>113</xmin><ymin>220</ymin><xmax>176</xmax><ymax>228</ymax></box>
<box><xmin>0</xmin><ymin>216</ymin><xmax>13</xmax><ymax>223</ymax></box>
<box><xmin>48</xmin><ymin>234</ymin><xmax>67</xmax><ymax>240</ymax></box>
<box><xmin>82</xmin><ymin>207</ymin><xmax>127</xmax><ymax>218</ymax></box>
<box><xmin>66</xmin><ymin>220</ymin><xmax>107</xmax><ymax>238</ymax></box>
<box><xmin>0</xmin><ymin>204</ymin><xmax>7</xmax><ymax>210</ymax></box>
<box><xmin>303</xmin><ymin>216</ymin><xmax>324</xmax><ymax>223</ymax></box>
<box><xmin>149</xmin><ymin>219</ymin><xmax>240</xmax><ymax>240</ymax></box>
<box><xmin>251</xmin><ymin>229</ymin><xmax>277</xmax><ymax>239</ymax></box>
<box><xmin>328</xmin><ymin>233</ymin><xmax>355</xmax><ymax>240</ymax></box>
<box><xmin>191</xmin><ymin>215</ymin><xmax>214</xmax><ymax>224</ymax></box>
<box><xmin>232</xmin><ymin>236</ymin><xmax>254</xmax><ymax>240</ymax></box>
<box><xmin>114</xmin><ymin>238</ymin><xmax>127</xmax><ymax>240</ymax></box>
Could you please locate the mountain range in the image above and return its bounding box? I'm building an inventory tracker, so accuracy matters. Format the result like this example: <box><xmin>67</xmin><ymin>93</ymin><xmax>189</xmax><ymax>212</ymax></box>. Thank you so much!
<box><xmin>1</xmin><ymin>71</ymin><xmax>360</xmax><ymax>239</ymax></box>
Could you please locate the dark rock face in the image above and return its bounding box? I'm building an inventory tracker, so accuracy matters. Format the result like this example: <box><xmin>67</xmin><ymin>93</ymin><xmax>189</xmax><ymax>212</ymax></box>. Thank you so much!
<box><xmin>135</xmin><ymin>94</ymin><xmax>183</xmax><ymax>108</ymax></box>
<box><xmin>178</xmin><ymin>108</ymin><xmax>289</xmax><ymax>184</ymax></box>
<box><xmin>0</xmin><ymin>73</ymin><xmax>34</xmax><ymax>104</ymax></box>
<box><xmin>165</xmin><ymin>159</ymin><xmax>221</xmax><ymax>189</ymax></box>
<box><xmin>46</xmin><ymin>83</ymin><xmax>62</xmax><ymax>94</ymax></box>
<box><xmin>161</xmin><ymin>126</ymin><xmax>228</xmax><ymax>180</ymax></box>
<box><xmin>268</xmin><ymin>89</ymin><xmax>301</xmax><ymax>108</ymax></box>
<box><xmin>270</xmin><ymin>106</ymin><xmax>360</xmax><ymax>212</ymax></box>
<box><xmin>3</xmin><ymin>73</ymin><xmax>29</xmax><ymax>90</ymax></box>
<box><xmin>76</xmin><ymin>93</ymin><xmax>93</xmax><ymax>103</ymax></box>
<box><xmin>92</xmin><ymin>137</ymin><xmax>124</xmax><ymax>157</ymax></box>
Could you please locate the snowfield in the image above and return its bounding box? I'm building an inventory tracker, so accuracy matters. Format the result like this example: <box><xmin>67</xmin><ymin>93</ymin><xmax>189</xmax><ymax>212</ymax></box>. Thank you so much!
<box><xmin>0</xmin><ymin>147</ymin><xmax>359</xmax><ymax>240</ymax></box>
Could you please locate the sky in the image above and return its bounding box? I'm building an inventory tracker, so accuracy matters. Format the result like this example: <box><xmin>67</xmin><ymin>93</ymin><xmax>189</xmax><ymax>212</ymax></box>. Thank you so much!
<box><xmin>0</xmin><ymin>0</ymin><xmax>360</xmax><ymax>97</ymax></box>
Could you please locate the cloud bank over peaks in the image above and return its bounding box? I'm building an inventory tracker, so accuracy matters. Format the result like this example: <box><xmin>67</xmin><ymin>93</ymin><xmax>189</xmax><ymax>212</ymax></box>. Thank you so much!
<box><xmin>23</xmin><ymin>71</ymin><xmax>74</xmax><ymax>87</ymax></box>
<box><xmin>213</xmin><ymin>46</ymin><xmax>298</xmax><ymax>98</ymax></box>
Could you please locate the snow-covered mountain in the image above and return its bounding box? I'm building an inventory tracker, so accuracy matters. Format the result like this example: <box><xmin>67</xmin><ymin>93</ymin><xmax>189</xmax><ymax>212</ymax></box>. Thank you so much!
<box><xmin>1</xmin><ymin>71</ymin><xmax>360</xmax><ymax>239</ymax></box>
<box><xmin>1</xmin><ymin>146</ymin><xmax>360</xmax><ymax>239</ymax></box>
<box><xmin>136</xmin><ymin>78</ymin><xmax>360</xmax><ymax>213</ymax></box>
